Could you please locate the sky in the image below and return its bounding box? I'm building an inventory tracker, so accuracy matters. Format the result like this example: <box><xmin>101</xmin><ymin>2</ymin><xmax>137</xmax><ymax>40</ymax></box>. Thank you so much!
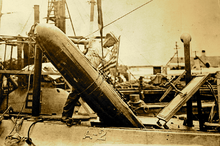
<box><xmin>1</xmin><ymin>0</ymin><xmax>220</xmax><ymax>66</ymax></box>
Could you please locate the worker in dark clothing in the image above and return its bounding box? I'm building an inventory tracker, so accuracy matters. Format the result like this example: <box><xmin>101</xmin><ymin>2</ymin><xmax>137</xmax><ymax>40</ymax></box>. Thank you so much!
<box><xmin>61</xmin><ymin>32</ymin><xmax>118</xmax><ymax>122</ymax></box>
<box><xmin>61</xmin><ymin>89</ymin><xmax>81</xmax><ymax>122</ymax></box>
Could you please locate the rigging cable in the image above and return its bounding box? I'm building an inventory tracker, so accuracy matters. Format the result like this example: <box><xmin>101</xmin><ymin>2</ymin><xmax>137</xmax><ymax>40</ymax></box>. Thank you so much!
<box><xmin>72</xmin><ymin>0</ymin><xmax>87</xmax><ymax>24</ymax></box>
<box><xmin>20</xmin><ymin>9</ymin><xmax>34</xmax><ymax>35</ymax></box>
<box><xmin>65</xmin><ymin>1</ymin><xmax>77</xmax><ymax>36</ymax></box>
<box><xmin>165</xmin><ymin>49</ymin><xmax>178</xmax><ymax>67</ymax></box>
<box><xmin>118</xmin><ymin>57</ymin><xmax>137</xmax><ymax>80</ymax></box>
<box><xmin>139</xmin><ymin>53</ymin><xmax>151</xmax><ymax>65</ymax></box>
<box><xmin>101</xmin><ymin>8</ymin><xmax>152</xmax><ymax>66</ymax></box>
<box><xmin>66</xmin><ymin>1</ymin><xmax>80</xmax><ymax>49</ymax></box>
<box><xmin>86</xmin><ymin>0</ymin><xmax>154</xmax><ymax>37</ymax></box>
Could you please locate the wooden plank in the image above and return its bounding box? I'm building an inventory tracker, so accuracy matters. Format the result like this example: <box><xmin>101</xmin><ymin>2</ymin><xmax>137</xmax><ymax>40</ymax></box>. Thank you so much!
<box><xmin>204</xmin><ymin>122</ymin><xmax>220</xmax><ymax>127</ymax></box>
<box><xmin>119</xmin><ymin>89</ymin><xmax>167</xmax><ymax>95</ymax></box>
<box><xmin>157</xmin><ymin>74</ymin><xmax>210</xmax><ymax>123</ymax></box>
<box><xmin>216</xmin><ymin>71</ymin><xmax>220</xmax><ymax>124</ymax></box>
<box><xmin>0</xmin><ymin>70</ymin><xmax>60</xmax><ymax>75</ymax></box>
<box><xmin>159</xmin><ymin>71</ymin><xmax>186</xmax><ymax>102</ymax></box>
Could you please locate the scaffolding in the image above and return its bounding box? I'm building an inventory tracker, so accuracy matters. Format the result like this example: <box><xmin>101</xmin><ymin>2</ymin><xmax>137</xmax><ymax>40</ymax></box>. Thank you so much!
<box><xmin>47</xmin><ymin>0</ymin><xmax>66</xmax><ymax>33</ymax></box>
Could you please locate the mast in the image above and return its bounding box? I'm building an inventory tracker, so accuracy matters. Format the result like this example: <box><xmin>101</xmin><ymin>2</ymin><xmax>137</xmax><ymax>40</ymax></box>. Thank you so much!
<box><xmin>88</xmin><ymin>0</ymin><xmax>96</xmax><ymax>49</ymax></box>
<box><xmin>56</xmin><ymin>0</ymin><xmax>66</xmax><ymax>33</ymax></box>
<box><xmin>32</xmin><ymin>5</ymin><xmax>42</xmax><ymax>116</ymax></box>
<box><xmin>47</xmin><ymin>0</ymin><xmax>66</xmax><ymax>33</ymax></box>
<box><xmin>175</xmin><ymin>42</ymin><xmax>179</xmax><ymax>69</ymax></box>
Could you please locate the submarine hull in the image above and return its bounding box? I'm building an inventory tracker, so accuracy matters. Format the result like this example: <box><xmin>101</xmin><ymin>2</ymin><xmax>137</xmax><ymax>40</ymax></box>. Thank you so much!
<box><xmin>34</xmin><ymin>23</ymin><xmax>144</xmax><ymax>128</ymax></box>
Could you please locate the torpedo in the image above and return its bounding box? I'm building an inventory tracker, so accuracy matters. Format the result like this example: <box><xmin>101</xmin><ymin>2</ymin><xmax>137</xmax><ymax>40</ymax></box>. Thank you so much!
<box><xmin>34</xmin><ymin>23</ymin><xmax>145</xmax><ymax>128</ymax></box>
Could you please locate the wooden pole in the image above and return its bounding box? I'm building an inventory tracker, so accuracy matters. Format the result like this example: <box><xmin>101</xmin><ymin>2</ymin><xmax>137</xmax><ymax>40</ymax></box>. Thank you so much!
<box><xmin>180</xmin><ymin>33</ymin><xmax>193</xmax><ymax>127</ymax></box>
<box><xmin>114</xmin><ymin>36</ymin><xmax>120</xmax><ymax>87</ymax></box>
<box><xmin>56</xmin><ymin>0</ymin><xmax>66</xmax><ymax>33</ymax></box>
<box><xmin>23</xmin><ymin>43</ymin><xmax>29</xmax><ymax>67</ymax></box>
<box><xmin>65</xmin><ymin>1</ymin><xmax>76</xmax><ymax>36</ymax></box>
<box><xmin>196</xmin><ymin>90</ymin><xmax>204</xmax><ymax>130</ymax></box>
<box><xmin>17</xmin><ymin>35</ymin><xmax>22</xmax><ymax>69</ymax></box>
<box><xmin>32</xmin><ymin>5</ymin><xmax>42</xmax><ymax>116</ymax></box>
<box><xmin>216</xmin><ymin>71</ymin><xmax>220</xmax><ymax>124</ymax></box>
<box><xmin>88</xmin><ymin>0</ymin><xmax>95</xmax><ymax>48</ymax></box>
<box><xmin>3</xmin><ymin>44</ymin><xmax>7</xmax><ymax>66</ymax></box>
<box><xmin>17</xmin><ymin>35</ymin><xmax>23</xmax><ymax>87</ymax></box>
<box><xmin>9</xmin><ymin>45</ymin><xmax>13</xmax><ymax>70</ymax></box>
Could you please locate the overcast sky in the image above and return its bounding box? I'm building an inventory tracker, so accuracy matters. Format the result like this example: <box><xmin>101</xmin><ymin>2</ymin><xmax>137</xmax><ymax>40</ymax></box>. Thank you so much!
<box><xmin>1</xmin><ymin>0</ymin><xmax>220</xmax><ymax>66</ymax></box>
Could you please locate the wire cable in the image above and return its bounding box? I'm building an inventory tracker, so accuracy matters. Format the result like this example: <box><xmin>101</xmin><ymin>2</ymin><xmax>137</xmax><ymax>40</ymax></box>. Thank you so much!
<box><xmin>72</xmin><ymin>0</ymin><xmax>88</xmax><ymax>24</ymax></box>
<box><xmin>86</xmin><ymin>0</ymin><xmax>153</xmax><ymax>37</ymax></box>
<box><xmin>118</xmin><ymin>58</ymin><xmax>137</xmax><ymax>80</ymax></box>
<box><xmin>66</xmin><ymin>1</ymin><xmax>77</xmax><ymax>36</ymax></box>
<box><xmin>20</xmin><ymin>9</ymin><xmax>33</xmax><ymax>34</ymax></box>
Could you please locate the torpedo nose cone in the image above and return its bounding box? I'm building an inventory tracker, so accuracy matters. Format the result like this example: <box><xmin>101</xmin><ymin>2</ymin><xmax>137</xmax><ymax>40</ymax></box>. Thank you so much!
<box><xmin>35</xmin><ymin>23</ymin><xmax>64</xmax><ymax>41</ymax></box>
<box><xmin>34</xmin><ymin>23</ymin><xmax>70</xmax><ymax>54</ymax></box>
<box><xmin>33</xmin><ymin>23</ymin><xmax>145</xmax><ymax>128</ymax></box>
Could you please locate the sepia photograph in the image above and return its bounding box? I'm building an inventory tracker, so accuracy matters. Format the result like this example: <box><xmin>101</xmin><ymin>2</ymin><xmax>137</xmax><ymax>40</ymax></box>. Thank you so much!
<box><xmin>0</xmin><ymin>0</ymin><xmax>220</xmax><ymax>145</ymax></box>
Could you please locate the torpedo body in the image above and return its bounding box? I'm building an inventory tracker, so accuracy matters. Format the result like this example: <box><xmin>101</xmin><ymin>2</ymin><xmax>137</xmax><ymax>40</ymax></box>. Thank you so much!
<box><xmin>34</xmin><ymin>23</ymin><xmax>144</xmax><ymax>128</ymax></box>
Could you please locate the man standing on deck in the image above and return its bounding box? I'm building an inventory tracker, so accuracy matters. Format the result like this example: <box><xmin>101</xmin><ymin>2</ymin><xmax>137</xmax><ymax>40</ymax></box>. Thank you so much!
<box><xmin>61</xmin><ymin>33</ymin><xmax>119</xmax><ymax>122</ymax></box>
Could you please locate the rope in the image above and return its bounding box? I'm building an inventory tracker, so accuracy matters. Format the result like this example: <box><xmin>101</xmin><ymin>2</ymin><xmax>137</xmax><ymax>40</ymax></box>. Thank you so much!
<box><xmin>88</xmin><ymin>75</ymin><xmax>104</xmax><ymax>95</ymax></box>
<box><xmin>25</xmin><ymin>119</ymin><xmax>43</xmax><ymax>146</ymax></box>
<box><xmin>27</xmin><ymin>120</ymin><xmax>42</xmax><ymax>140</ymax></box>
<box><xmin>206</xmin><ymin>81</ymin><xmax>218</xmax><ymax>102</ymax></box>
<box><xmin>77</xmin><ymin>72</ymin><xmax>102</xmax><ymax>96</ymax></box>
<box><xmin>8</xmin><ymin>67</ymin><xmax>34</xmax><ymax>135</ymax></box>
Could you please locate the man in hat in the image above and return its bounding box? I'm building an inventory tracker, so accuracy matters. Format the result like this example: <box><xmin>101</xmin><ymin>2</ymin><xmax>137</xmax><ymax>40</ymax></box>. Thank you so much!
<box><xmin>61</xmin><ymin>32</ymin><xmax>119</xmax><ymax>122</ymax></box>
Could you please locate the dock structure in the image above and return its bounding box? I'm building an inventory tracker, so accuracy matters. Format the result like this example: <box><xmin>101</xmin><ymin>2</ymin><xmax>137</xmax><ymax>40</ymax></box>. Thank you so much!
<box><xmin>0</xmin><ymin>119</ymin><xmax>220</xmax><ymax>146</ymax></box>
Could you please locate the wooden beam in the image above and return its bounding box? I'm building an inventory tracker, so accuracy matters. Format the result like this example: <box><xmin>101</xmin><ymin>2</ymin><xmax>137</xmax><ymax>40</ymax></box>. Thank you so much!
<box><xmin>181</xmin><ymin>33</ymin><xmax>193</xmax><ymax>127</ymax></box>
<box><xmin>216</xmin><ymin>71</ymin><xmax>220</xmax><ymax>124</ymax></box>
<box><xmin>157</xmin><ymin>74</ymin><xmax>210</xmax><ymax>125</ymax></box>
<box><xmin>32</xmin><ymin>5</ymin><xmax>42</xmax><ymax>116</ymax></box>
<box><xmin>0</xmin><ymin>70</ymin><xmax>60</xmax><ymax>75</ymax></box>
